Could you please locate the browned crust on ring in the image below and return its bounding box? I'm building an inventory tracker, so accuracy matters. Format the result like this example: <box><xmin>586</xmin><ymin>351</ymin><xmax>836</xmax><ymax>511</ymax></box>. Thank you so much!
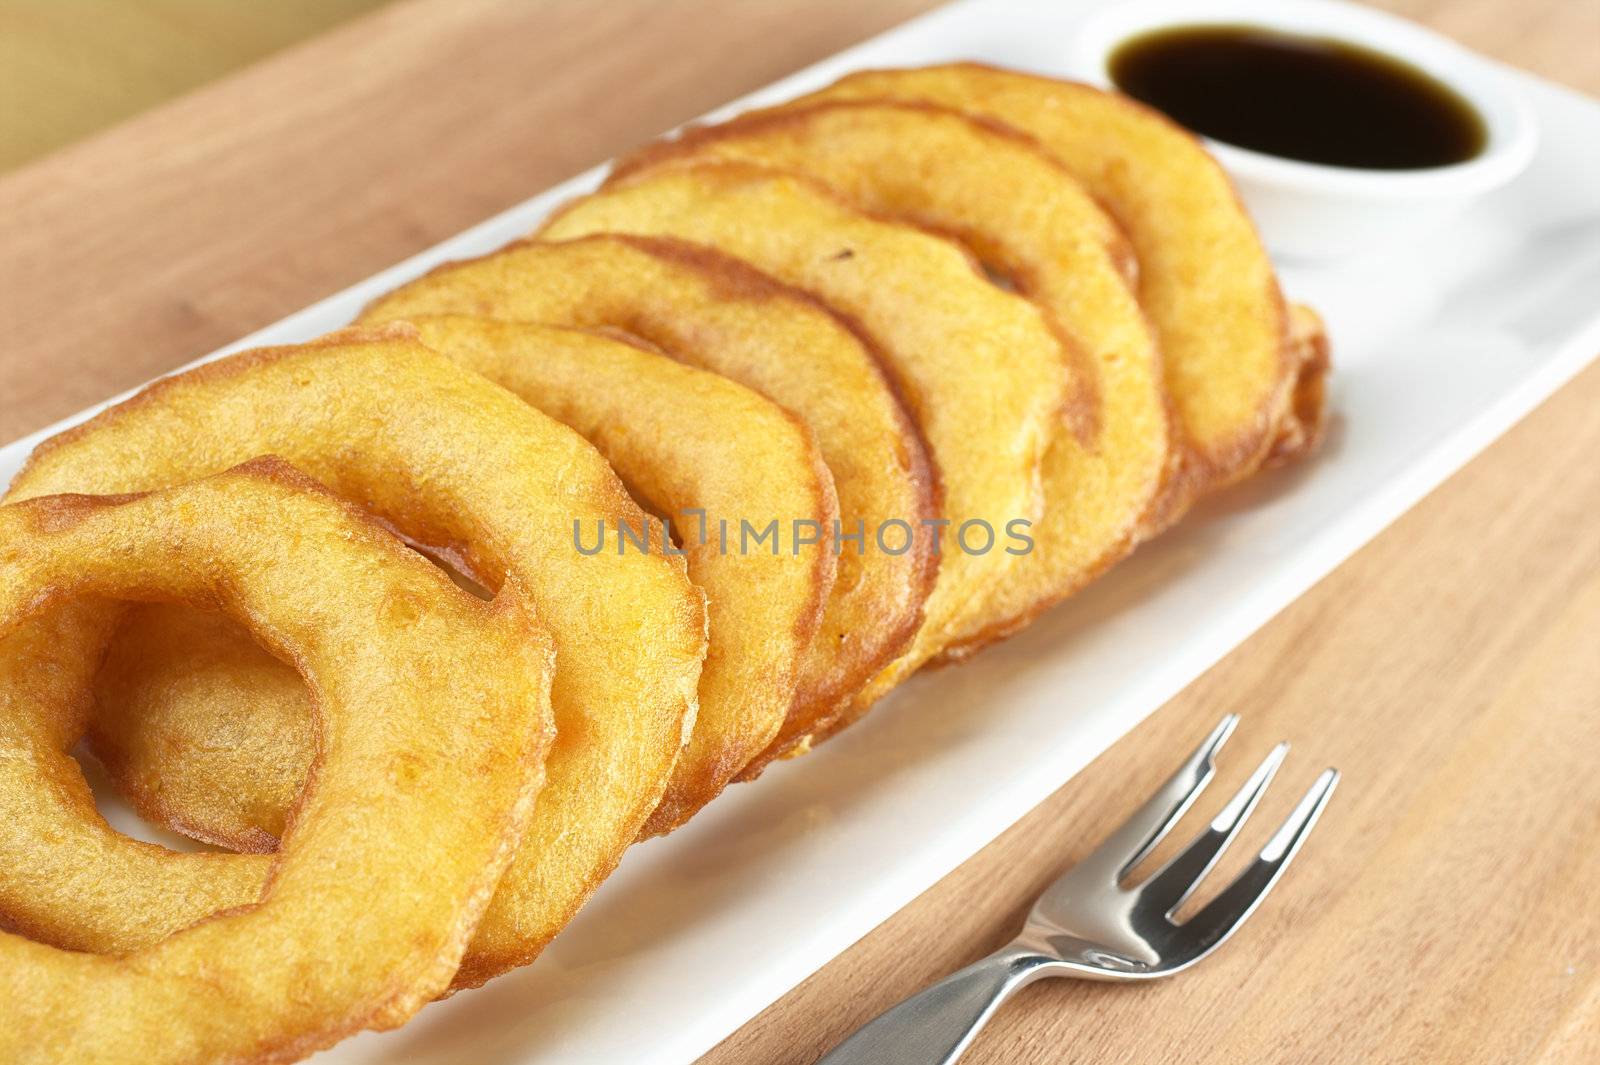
<box><xmin>377</xmin><ymin>314</ymin><xmax>819</xmax><ymax>837</ymax></box>
<box><xmin>817</xmin><ymin>62</ymin><xmax>1317</xmax><ymax>516</ymax></box>
<box><xmin>602</xmin><ymin>234</ymin><xmax>943</xmax><ymax>581</ymax></box>
<box><xmin>568</xmin><ymin>157</ymin><xmax>1053</xmax><ymax>501</ymax></box>
<box><xmin>738</xmin><ymin>319</ymin><xmax>944</xmax><ymax>773</ymax></box>
<box><xmin>688</xmin><ymin>97</ymin><xmax>1173</xmax><ymax>537</ymax></box>
<box><xmin>605</xmin><ymin>236</ymin><xmax>944</xmax><ymax>740</ymax></box>
<box><xmin>952</xmin><ymin>61</ymin><xmax>1305</xmax><ymax>499</ymax></box>
<box><xmin>635</xmin><ymin>368</ymin><xmax>838</xmax><ymax>835</ymax></box>
<box><xmin>611</xmin><ymin>106</ymin><xmax>1180</xmax><ymax>672</ymax></box>
<box><xmin>376</xmin><ymin>258</ymin><xmax>833</xmax><ymax>826</ymax></box>
<box><xmin>371</xmin><ymin>231</ymin><xmax>942</xmax><ymax>767</ymax></box>
<box><xmin>559</xmin><ymin>157</ymin><xmax>1074</xmax><ymax>439</ymax></box>
<box><xmin>606</xmin><ymin>105</ymin><xmax>1102</xmax><ymax>446</ymax></box>
<box><xmin>562</xmin><ymin>159</ymin><xmax>1063</xmax><ymax>718</ymax></box>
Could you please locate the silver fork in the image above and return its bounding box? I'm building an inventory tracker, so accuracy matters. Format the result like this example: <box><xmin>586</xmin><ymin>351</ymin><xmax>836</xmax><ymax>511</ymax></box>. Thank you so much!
<box><xmin>816</xmin><ymin>715</ymin><xmax>1339</xmax><ymax>1065</ymax></box>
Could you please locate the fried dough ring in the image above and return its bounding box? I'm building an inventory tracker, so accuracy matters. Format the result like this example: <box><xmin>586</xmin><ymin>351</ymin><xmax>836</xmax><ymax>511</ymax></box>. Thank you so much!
<box><xmin>399</xmin><ymin>315</ymin><xmax>836</xmax><ymax>829</ymax></box>
<box><xmin>614</xmin><ymin>101</ymin><xmax>1174</xmax><ymax>659</ymax></box>
<box><xmin>0</xmin><ymin>461</ymin><xmax>555</xmax><ymax>1064</ymax></box>
<box><xmin>5</xmin><ymin>330</ymin><xmax>705</xmax><ymax>986</ymax></box>
<box><xmin>81</xmin><ymin>320</ymin><xmax>835</xmax><ymax>836</ymax></box>
<box><xmin>360</xmin><ymin>234</ymin><xmax>935</xmax><ymax>768</ymax></box>
<box><xmin>541</xmin><ymin>161</ymin><xmax>1066</xmax><ymax>719</ymax></box>
<box><xmin>803</xmin><ymin>63</ymin><xmax>1328</xmax><ymax>508</ymax></box>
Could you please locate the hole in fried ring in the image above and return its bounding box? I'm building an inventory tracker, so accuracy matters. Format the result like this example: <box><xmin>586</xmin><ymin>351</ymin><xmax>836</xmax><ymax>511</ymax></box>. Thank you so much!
<box><xmin>0</xmin><ymin>460</ymin><xmax>555</xmax><ymax>1061</ymax></box>
<box><xmin>4</xmin><ymin>331</ymin><xmax>705</xmax><ymax>987</ymax></box>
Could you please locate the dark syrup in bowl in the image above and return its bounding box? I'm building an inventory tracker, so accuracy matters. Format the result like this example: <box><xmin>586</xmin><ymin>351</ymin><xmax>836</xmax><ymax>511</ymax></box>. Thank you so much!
<box><xmin>1109</xmin><ymin>24</ymin><xmax>1487</xmax><ymax>170</ymax></box>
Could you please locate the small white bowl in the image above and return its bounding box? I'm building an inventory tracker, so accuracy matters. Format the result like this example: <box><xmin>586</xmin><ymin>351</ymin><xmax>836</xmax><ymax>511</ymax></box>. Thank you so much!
<box><xmin>1069</xmin><ymin>0</ymin><xmax>1539</xmax><ymax>260</ymax></box>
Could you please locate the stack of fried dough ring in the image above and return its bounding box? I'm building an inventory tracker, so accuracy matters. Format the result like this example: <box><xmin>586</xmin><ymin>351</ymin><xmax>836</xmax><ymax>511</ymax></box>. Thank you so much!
<box><xmin>0</xmin><ymin>64</ymin><xmax>1329</xmax><ymax>1064</ymax></box>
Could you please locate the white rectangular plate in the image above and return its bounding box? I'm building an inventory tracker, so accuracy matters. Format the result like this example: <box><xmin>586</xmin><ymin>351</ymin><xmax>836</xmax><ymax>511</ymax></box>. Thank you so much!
<box><xmin>5</xmin><ymin>1</ymin><xmax>1598</xmax><ymax>1061</ymax></box>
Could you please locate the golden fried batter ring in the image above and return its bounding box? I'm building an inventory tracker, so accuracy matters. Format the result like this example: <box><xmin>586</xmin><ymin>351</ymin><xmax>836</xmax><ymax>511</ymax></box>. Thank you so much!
<box><xmin>360</xmin><ymin>233</ymin><xmax>937</xmax><ymax>769</ymax></box>
<box><xmin>542</xmin><ymin>161</ymin><xmax>1066</xmax><ymax>722</ymax></box>
<box><xmin>79</xmin><ymin>320</ymin><xmax>834</xmax><ymax>837</ymax></box>
<box><xmin>0</xmin><ymin>461</ymin><xmax>555</xmax><ymax>1064</ymax></box>
<box><xmin>615</xmin><ymin>101</ymin><xmax>1174</xmax><ymax>658</ymax></box>
<box><xmin>804</xmin><ymin>63</ymin><xmax>1328</xmax><ymax>508</ymax></box>
<box><xmin>397</xmin><ymin>315</ymin><xmax>836</xmax><ymax>829</ymax></box>
<box><xmin>5</xmin><ymin>330</ymin><xmax>705</xmax><ymax>987</ymax></box>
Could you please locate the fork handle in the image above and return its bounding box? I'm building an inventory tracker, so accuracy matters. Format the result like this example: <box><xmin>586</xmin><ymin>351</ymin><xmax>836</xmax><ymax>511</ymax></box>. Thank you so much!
<box><xmin>815</xmin><ymin>943</ymin><xmax>1055</xmax><ymax>1065</ymax></box>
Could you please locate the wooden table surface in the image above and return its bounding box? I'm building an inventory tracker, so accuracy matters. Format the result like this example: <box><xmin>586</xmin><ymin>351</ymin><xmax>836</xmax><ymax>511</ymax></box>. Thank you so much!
<box><xmin>2</xmin><ymin>2</ymin><xmax>1596</xmax><ymax>1062</ymax></box>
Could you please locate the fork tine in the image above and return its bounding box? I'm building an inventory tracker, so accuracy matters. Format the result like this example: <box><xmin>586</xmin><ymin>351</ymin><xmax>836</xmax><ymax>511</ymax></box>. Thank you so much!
<box><xmin>1081</xmin><ymin>715</ymin><xmax>1239</xmax><ymax>882</ymax></box>
<box><xmin>1139</xmin><ymin>742</ymin><xmax>1289</xmax><ymax>914</ymax></box>
<box><xmin>1177</xmin><ymin>768</ymin><xmax>1340</xmax><ymax>959</ymax></box>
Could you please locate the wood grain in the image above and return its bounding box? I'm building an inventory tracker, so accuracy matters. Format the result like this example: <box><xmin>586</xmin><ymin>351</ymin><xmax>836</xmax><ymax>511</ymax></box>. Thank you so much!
<box><xmin>0</xmin><ymin>2</ymin><xmax>1596</xmax><ymax>1064</ymax></box>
